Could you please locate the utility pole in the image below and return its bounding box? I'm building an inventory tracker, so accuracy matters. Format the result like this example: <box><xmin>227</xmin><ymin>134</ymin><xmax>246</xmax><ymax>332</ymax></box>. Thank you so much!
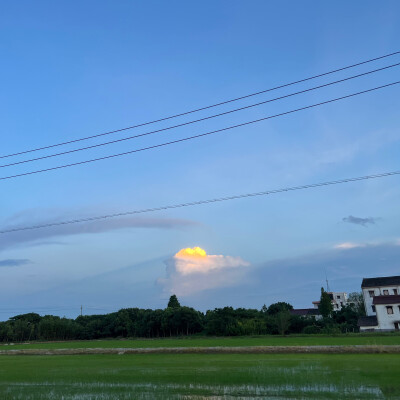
<box><xmin>80</xmin><ymin>305</ymin><xmax>83</xmax><ymax>316</ymax></box>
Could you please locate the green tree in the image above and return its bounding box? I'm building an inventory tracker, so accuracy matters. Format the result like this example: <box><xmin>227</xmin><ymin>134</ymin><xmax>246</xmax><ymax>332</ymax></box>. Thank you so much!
<box><xmin>274</xmin><ymin>310</ymin><xmax>291</xmax><ymax>335</ymax></box>
<box><xmin>267</xmin><ymin>302</ymin><xmax>293</xmax><ymax>315</ymax></box>
<box><xmin>348</xmin><ymin>292</ymin><xmax>365</xmax><ymax>316</ymax></box>
<box><xmin>261</xmin><ymin>304</ymin><xmax>268</xmax><ymax>314</ymax></box>
<box><xmin>167</xmin><ymin>294</ymin><xmax>181</xmax><ymax>309</ymax></box>
<box><xmin>318</xmin><ymin>287</ymin><xmax>333</xmax><ymax>318</ymax></box>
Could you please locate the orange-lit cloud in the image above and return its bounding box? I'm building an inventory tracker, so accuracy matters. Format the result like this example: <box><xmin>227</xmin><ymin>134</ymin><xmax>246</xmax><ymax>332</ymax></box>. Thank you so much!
<box><xmin>159</xmin><ymin>247</ymin><xmax>250</xmax><ymax>295</ymax></box>
<box><xmin>175</xmin><ymin>247</ymin><xmax>207</xmax><ymax>258</ymax></box>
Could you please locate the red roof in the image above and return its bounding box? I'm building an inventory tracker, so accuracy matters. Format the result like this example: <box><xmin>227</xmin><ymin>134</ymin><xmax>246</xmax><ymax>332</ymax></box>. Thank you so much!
<box><xmin>373</xmin><ymin>295</ymin><xmax>400</xmax><ymax>305</ymax></box>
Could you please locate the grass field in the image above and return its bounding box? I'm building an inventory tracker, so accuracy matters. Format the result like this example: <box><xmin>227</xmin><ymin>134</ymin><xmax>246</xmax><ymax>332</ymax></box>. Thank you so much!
<box><xmin>1</xmin><ymin>333</ymin><xmax>400</xmax><ymax>350</ymax></box>
<box><xmin>1</xmin><ymin>353</ymin><xmax>400</xmax><ymax>399</ymax></box>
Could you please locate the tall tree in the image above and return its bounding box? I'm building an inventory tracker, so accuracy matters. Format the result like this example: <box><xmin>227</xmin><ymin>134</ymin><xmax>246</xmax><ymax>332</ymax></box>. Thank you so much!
<box><xmin>261</xmin><ymin>304</ymin><xmax>268</xmax><ymax>314</ymax></box>
<box><xmin>347</xmin><ymin>292</ymin><xmax>366</xmax><ymax>316</ymax></box>
<box><xmin>167</xmin><ymin>294</ymin><xmax>181</xmax><ymax>309</ymax></box>
<box><xmin>274</xmin><ymin>310</ymin><xmax>291</xmax><ymax>335</ymax></box>
<box><xmin>318</xmin><ymin>287</ymin><xmax>333</xmax><ymax>318</ymax></box>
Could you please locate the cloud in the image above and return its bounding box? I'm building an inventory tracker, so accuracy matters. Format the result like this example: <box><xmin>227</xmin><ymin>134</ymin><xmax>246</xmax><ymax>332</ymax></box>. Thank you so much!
<box><xmin>0</xmin><ymin>208</ymin><xmax>200</xmax><ymax>252</ymax></box>
<box><xmin>342</xmin><ymin>215</ymin><xmax>378</xmax><ymax>227</ymax></box>
<box><xmin>159</xmin><ymin>247</ymin><xmax>250</xmax><ymax>296</ymax></box>
<box><xmin>334</xmin><ymin>242</ymin><xmax>367</xmax><ymax>250</ymax></box>
<box><xmin>333</xmin><ymin>239</ymin><xmax>399</xmax><ymax>250</ymax></box>
<box><xmin>0</xmin><ymin>259</ymin><xmax>32</xmax><ymax>267</ymax></box>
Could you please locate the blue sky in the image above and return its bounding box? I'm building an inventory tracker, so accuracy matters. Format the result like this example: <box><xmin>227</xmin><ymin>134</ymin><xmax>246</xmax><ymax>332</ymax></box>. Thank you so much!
<box><xmin>1</xmin><ymin>1</ymin><xmax>400</xmax><ymax>320</ymax></box>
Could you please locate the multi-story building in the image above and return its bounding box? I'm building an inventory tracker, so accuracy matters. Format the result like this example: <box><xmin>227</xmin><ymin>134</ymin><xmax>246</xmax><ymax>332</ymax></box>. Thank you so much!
<box><xmin>290</xmin><ymin>290</ymin><xmax>348</xmax><ymax>318</ymax></box>
<box><xmin>358</xmin><ymin>275</ymin><xmax>400</xmax><ymax>331</ymax></box>
<box><xmin>312</xmin><ymin>291</ymin><xmax>348</xmax><ymax>311</ymax></box>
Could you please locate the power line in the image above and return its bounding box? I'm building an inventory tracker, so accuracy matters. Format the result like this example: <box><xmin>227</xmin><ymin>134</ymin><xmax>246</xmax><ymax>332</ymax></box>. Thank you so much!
<box><xmin>2</xmin><ymin>62</ymin><xmax>399</xmax><ymax>169</ymax></box>
<box><xmin>0</xmin><ymin>80</ymin><xmax>399</xmax><ymax>182</ymax></box>
<box><xmin>1</xmin><ymin>169</ymin><xmax>399</xmax><ymax>234</ymax></box>
<box><xmin>1</xmin><ymin>50</ymin><xmax>399</xmax><ymax>160</ymax></box>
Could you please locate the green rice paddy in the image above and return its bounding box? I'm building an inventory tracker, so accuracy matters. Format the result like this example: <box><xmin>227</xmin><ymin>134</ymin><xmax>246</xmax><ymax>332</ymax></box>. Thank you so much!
<box><xmin>1</xmin><ymin>335</ymin><xmax>400</xmax><ymax>399</ymax></box>
<box><xmin>1</xmin><ymin>353</ymin><xmax>400</xmax><ymax>399</ymax></box>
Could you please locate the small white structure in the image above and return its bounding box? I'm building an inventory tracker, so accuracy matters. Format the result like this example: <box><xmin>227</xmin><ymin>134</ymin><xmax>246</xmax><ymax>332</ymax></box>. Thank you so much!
<box><xmin>312</xmin><ymin>292</ymin><xmax>348</xmax><ymax>311</ymax></box>
<box><xmin>359</xmin><ymin>275</ymin><xmax>400</xmax><ymax>331</ymax></box>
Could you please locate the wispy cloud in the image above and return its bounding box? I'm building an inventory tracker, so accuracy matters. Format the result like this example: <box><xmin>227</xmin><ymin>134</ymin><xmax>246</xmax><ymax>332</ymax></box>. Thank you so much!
<box><xmin>0</xmin><ymin>208</ymin><xmax>200</xmax><ymax>252</ymax></box>
<box><xmin>334</xmin><ymin>242</ymin><xmax>367</xmax><ymax>250</ymax></box>
<box><xmin>0</xmin><ymin>259</ymin><xmax>32</xmax><ymax>267</ymax></box>
<box><xmin>342</xmin><ymin>215</ymin><xmax>378</xmax><ymax>227</ymax></box>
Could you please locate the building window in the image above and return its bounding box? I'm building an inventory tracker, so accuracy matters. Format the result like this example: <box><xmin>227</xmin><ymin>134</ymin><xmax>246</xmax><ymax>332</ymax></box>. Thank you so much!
<box><xmin>372</xmin><ymin>305</ymin><xmax>376</xmax><ymax>312</ymax></box>
<box><xmin>369</xmin><ymin>290</ymin><xmax>375</xmax><ymax>297</ymax></box>
<box><xmin>383</xmin><ymin>290</ymin><xmax>389</xmax><ymax>295</ymax></box>
<box><xmin>394</xmin><ymin>289</ymin><xmax>398</xmax><ymax>295</ymax></box>
<box><xmin>387</xmin><ymin>306</ymin><xmax>394</xmax><ymax>315</ymax></box>
<box><xmin>337</xmin><ymin>295</ymin><xmax>341</xmax><ymax>299</ymax></box>
<box><xmin>395</xmin><ymin>322</ymin><xmax>400</xmax><ymax>331</ymax></box>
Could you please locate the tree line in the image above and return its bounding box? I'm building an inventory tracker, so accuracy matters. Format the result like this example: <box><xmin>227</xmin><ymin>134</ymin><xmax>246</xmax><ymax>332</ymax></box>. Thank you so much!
<box><xmin>0</xmin><ymin>292</ymin><xmax>365</xmax><ymax>343</ymax></box>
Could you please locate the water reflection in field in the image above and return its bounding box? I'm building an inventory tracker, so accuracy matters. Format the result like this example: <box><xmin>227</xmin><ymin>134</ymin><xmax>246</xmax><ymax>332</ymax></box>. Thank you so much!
<box><xmin>2</xmin><ymin>381</ymin><xmax>384</xmax><ymax>399</ymax></box>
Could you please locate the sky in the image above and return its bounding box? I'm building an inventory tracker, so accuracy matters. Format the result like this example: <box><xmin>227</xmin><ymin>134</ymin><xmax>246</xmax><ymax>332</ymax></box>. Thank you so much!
<box><xmin>1</xmin><ymin>1</ymin><xmax>400</xmax><ymax>320</ymax></box>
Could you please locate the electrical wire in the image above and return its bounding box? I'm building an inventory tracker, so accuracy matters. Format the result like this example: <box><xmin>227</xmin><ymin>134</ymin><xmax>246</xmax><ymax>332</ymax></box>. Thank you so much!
<box><xmin>1</xmin><ymin>169</ymin><xmax>399</xmax><ymax>234</ymax></box>
<box><xmin>2</xmin><ymin>61</ymin><xmax>399</xmax><ymax>169</ymax></box>
<box><xmin>1</xmin><ymin>50</ymin><xmax>399</xmax><ymax>159</ymax></box>
<box><xmin>0</xmin><ymin>80</ymin><xmax>398</xmax><ymax>182</ymax></box>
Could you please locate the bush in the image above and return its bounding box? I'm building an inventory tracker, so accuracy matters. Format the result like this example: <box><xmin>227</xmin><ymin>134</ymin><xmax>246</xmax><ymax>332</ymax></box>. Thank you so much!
<box><xmin>321</xmin><ymin>325</ymin><xmax>341</xmax><ymax>335</ymax></box>
<box><xmin>302</xmin><ymin>325</ymin><xmax>321</xmax><ymax>334</ymax></box>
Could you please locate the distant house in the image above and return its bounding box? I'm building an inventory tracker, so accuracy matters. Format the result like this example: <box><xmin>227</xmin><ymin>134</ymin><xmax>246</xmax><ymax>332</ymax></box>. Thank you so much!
<box><xmin>291</xmin><ymin>290</ymin><xmax>349</xmax><ymax>319</ymax></box>
<box><xmin>312</xmin><ymin>291</ymin><xmax>349</xmax><ymax>311</ymax></box>
<box><xmin>358</xmin><ymin>275</ymin><xmax>400</xmax><ymax>331</ymax></box>
<box><xmin>290</xmin><ymin>308</ymin><xmax>322</xmax><ymax>320</ymax></box>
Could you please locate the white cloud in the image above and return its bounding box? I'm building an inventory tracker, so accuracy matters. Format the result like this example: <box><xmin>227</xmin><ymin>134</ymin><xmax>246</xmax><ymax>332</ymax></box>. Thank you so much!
<box><xmin>334</xmin><ymin>239</ymin><xmax>400</xmax><ymax>250</ymax></box>
<box><xmin>159</xmin><ymin>247</ymin><xmax>250</xmax><ymax>296</ymax></box>
<box><xmin>334</xmin><ymin>242</ymin><xmax>366</xmax><ymax>250</ymax></box>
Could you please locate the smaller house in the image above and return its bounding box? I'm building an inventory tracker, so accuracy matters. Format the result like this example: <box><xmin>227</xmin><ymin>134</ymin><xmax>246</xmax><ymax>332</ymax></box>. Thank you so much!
<box><xmin>312</xmin><ymin>291</ymin><xmax>348</xmax><ymax>311</ymax></box>
<box><xmin>290</xmin><ymin>308</ymin><xmax>322</xmax><ymax>320</ymax></box>
<box><xmin>358</xmin><ymin>316</ymin><xmax>378</xmax><ymax>331</ymax></box>
<box><xmin>291</xmin><ymin>289</ymin><xmax>348</xmax><ymax>319</ymax></box>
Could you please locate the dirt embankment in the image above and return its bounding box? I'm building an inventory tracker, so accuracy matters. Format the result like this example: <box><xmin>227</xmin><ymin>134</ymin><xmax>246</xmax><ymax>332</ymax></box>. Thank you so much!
<box><xmin>1</xmin><ymin>345</ymin><xmax>400</xmax><ymax>355</ymax></box>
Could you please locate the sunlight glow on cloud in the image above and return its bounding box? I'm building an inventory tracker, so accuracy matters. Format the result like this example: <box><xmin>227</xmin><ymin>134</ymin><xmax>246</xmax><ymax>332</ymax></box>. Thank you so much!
<box><xmin>175</xmin><ymin>246</ymin><xmax>207</xmax><ymax>259</ymax></box>
<box><xmin>159</xmin><ymin>247</ymin><xmax>250</xmax><ymax>295</ymax></box>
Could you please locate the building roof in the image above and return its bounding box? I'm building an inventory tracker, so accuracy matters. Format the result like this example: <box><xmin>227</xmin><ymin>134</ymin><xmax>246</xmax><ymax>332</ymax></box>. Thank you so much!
<box><xmin>362</xmin><ymin>276</ymin><xmax>400</xmax><ymax>288</ymax></box>
<box><xmin>358</xmin><ymin>316</ymin><xmax>378</xmax><ymax>327</ymax></box>
<box><xmin>290</xmin><ymin>308</ymin><xmax>320</xmax><ymax>316</ymax></box>
<box><xmin>373</xmin><ymin>295</ymin><xmax>400</xmax><ymax>305</ymax></box>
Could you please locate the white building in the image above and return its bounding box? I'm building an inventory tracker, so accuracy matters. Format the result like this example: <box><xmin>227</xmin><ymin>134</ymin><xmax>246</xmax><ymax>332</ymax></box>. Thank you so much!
<box><xmin>291</xmin><ymin>290</ymin><xmax>348</xmax><ymax>318</ymax></box>
<box><xmin>358</xmin><ymin>275</ymin><xmax>400</xmax><ymax>331</ymax></box>
<box><xmin>312</xmin><ymin>292</ymin><xmax>348</xmax><ymax>311</ymax></box>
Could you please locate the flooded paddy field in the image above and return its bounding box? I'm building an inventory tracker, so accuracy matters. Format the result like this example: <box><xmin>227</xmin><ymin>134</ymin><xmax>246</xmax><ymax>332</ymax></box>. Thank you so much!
<box><xmin>0</xmin><ymin>353</ymin><xmax>399</xmax><ymax>399</ymax></box>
